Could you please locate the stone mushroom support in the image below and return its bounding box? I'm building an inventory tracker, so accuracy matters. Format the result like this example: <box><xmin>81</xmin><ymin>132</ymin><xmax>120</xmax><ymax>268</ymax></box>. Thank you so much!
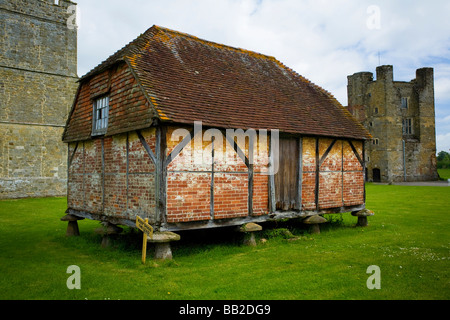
<box><xmin>303</xmin><ymin>215</ymin><xmax>327</xmax><ymax>234</ymax></box>
<box><xmin>239</xmin><ymin>223</ymin><xmax>262</xmax><ymax>246</ymax></box>
<box><xmin>60</xmin><ymin>214</ymin><xmax>85</xmax><ymax>237</ymax></box>
<box><xmin>95</xmin><ymin>222</ymin><xmax>123</xmax><ymax>248</ymax></box>
<box><xmin>351</xmin><ymin>209</ymin><xmax>374</xmax><ymax>227</ymax></box>
<box><xmin>148</xmin><ymin>231</ymin><xmax>180</xmax><ymax>260</ymax></box>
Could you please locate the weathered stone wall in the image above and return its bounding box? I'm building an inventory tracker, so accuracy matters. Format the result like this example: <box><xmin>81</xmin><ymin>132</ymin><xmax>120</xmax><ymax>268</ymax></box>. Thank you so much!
<box><xmin>0</xmin><ymin>0</ymin><xmax>78</xmax><ymax>199</ymax></box>
<box><xmin>347</xmin><ymin>65</ymin><xmax>438</xmax><ymax>182</ymax></box>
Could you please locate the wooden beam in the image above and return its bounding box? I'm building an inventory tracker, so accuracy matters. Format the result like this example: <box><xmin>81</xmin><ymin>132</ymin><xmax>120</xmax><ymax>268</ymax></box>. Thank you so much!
<box><xmin>159</xmin><ymin>126</ymin><xmax>168</xmax><ymax>227</ymax></box>
<box><xmin>164</xmin><ymin>128</ymin><xmax>197</xmax><ymax>167</ymax></box>
<box><xmin>362</xmin><ymin>141</ymin><xmax>367</xmax><ymax>203</ymax></box>
<box><xmin>225</xmin><ymin>134</ymin><xmax>250</xmax><ymax>168</ymax></box>
<box><xmin>315</xmin><ymin>138</ymin><xmax>320</xmax><ymax>211</ymax></box>
<box><xmin>68</xmin><ymin>142</ymin><xmax>79</xmax><ymax>169</ymax></box>
<box><xmin>126</xmin><ymin>133</ymin><xmax>129</xmax><ymax>212</ymax></box>
<box><xmin>341</xmin><ymin>140</ymin><xmax>344</xmax><ymax>205</ymax></box>
<box><xmin>82</xmin><ymin>142</ymin><xmax>86</xmax><ymax>209</ymax></box>
<box><xmin>319</xmin><ymin>139</ymin><xmax>338</xmax><ymax>167</ymax></box>
<box><xmin>296</xmin><ymin>137</ymin><xmax>303</xmax><ymax>211</ymax></box>
<box><xmin>137</xmin><ymin>130</ymin><xmax>157</xmax><ymax>165</ymax></box>
<box><xmin>101</xmin><ymin>138</ymin><xmax>105</xmax><ymax>213</ymax></box>
<box><xmin>268</xmin><ymin>133</ymin><xmax>276</xmax><ymax>214</ymax></box>
<box><xmin>248</xmin><ymin>138</ymin><xmax>254</xmax><ymax>217</ymax></box>
<box><xmin>156</xmin><ymin>203</ymin><xmax>367</xmax><ymax>232</ymax></box>
<box><xmin>210</xmin><ymin>136</ymin><xmax>215</xmax><ymax>219</ymax></box>
<box><xmin>348</xmin><ymin>140</ymin><xmax>364</xmax><ymax>168</ymax></box>
<box><xmin>155</xmin><ymin>126</ymin><xmax>161</xmax><ymax>228</ymax></box>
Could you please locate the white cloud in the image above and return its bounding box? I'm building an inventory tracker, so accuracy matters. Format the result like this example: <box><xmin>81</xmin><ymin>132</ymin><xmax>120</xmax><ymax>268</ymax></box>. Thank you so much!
<box><xmin>74</xmin><ymin>0</ymin><xmax>450</xmax><ymax>144</ymax></box>
<box><xmin>437</xmin><ymin>133</ymin><xmax>450</xmax><ymax>153</ymax></box>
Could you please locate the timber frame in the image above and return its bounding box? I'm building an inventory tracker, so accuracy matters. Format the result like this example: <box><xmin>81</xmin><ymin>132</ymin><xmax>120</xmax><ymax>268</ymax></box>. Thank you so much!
<box><xmin>66</xmin><ymin>123</ymin><xmax>367</xmax><ymax>232</ymax></box>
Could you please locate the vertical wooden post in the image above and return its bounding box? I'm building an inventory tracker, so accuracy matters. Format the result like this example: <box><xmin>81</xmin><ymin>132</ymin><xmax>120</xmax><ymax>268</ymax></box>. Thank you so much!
<box><xmin>155</xmin><ymin>126</ymin><xmax>161</xmax><ymax>227</ymax></box>
<box><xmin>248</xmin><ymin>134</ymin><xmax>254</xmax><ymax>216</ymax></box>
<box><xmin>142</xmin><ymin>218</ymin><xmax>148</xmax><ymax>264</ymax></box>
<box><xmin>101</xmin><ymin>138</ymin><xmax>105</xmax><ymax>213</ymax></box>
<box><xmin>126</xmin><ymin>132</ymin><xmax>129</xmax><ymax>212</ymax></box>
<box><xmin>210</xmin><ymin>136</ymin><xmax>215</xmax><ymax>219</ymax></box>
<box><xmin>296</xmin><ymin>137</ymin><xmax>303</xmax><ymax>211</ymax></box>
<box><xmin>341</xmin><ymin>140</ymin><xmax>344</xmax><ymax>205</ymax></box>
<box><xmin>82</xmin><ymin>141</ymin><xmax>86</xmax><ymax>209</ymax></box>
<box><xmin>315</xmin><ymin>138</ymin><xmax>320</xmax><ymax>211</ymax></box>
<box><xmin>268</xmin><ymin>132</ymin><xmax>276</xmax><ymax>214</ymax></box>
<box><xmin>159</xmin><ymin>126</ymin><xmax>168</xmax><ymax>227</ymax></box>
<box><xmin>362</xmin><ymin>140</ymin><xmax>367</xmax><ymax>203</ymax></box>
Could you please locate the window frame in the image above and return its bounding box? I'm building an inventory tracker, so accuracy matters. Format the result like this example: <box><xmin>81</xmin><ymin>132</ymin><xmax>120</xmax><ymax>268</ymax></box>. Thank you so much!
<box><xmin>402</xmin><ymin>118</ymin><xmax>413</xmax><ymax>135</ymax></box>
<box><xmin>92</xmin><ymin>95</ymin><xmax>110</xmax><ymax>136</ymax></box>
<box><xmin>401</xmin><ymin>97</ymin><xmax>409</xmax><ymax>109</ymax></box>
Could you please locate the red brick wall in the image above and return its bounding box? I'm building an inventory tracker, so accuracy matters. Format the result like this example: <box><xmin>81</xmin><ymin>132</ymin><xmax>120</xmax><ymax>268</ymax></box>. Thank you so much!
<box><xmin>67</xmin><ymin>128</ymin><xmax>157</xmax><ymax>223</ymax></box>
<box><xmin>301</xmin><ymin>137</ymin><xmax>365</xmax><ymax>211</ymax></box>
<box><xmin>343</xmin><ymin>140</ymin><xmax>364</xmax><ymax>206</ymax></box>
<box><xmin>165</xmin><ymin>126</ymin><xmax>269</xmax><ymax>223</ymax></box>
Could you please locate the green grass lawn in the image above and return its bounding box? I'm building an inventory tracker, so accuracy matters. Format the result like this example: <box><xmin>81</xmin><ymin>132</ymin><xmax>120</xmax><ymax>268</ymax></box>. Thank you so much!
<box><xmin>0</xmin><ymin>184</ymin><xmax>449</xmax><ymax>300</ymax></box>
<box><xmin>438</xmin><ymin>168</ymin><xmax>450</xmax><ymax>180</ymax></box>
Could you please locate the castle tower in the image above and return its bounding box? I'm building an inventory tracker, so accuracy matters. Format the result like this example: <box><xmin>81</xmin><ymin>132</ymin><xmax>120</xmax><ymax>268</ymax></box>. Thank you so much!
<box><xmin>0</xmin><ymin>0</ymin><xmax>78</xmax><ymax>199</ymax></box>
<box><xmin>347</xmin><ymin>65</ymin><xmax>439</xmax><ymax>182</ymax></box>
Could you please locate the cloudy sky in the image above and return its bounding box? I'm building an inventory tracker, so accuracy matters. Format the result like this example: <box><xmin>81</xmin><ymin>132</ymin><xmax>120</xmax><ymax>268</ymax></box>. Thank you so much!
<box><xmin>73</xmin><ymin>0</ymin><xmax>450</xmax><ymax>153</ymax></box>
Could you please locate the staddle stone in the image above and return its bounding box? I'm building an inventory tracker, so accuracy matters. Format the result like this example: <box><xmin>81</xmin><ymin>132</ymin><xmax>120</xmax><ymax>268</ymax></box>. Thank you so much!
<box><xmin>351</xmin><ymin>209</ymin><xmax>374</xmax><ymax>217</ymax></box>
<box><xmin>303</xmin><ymin>215</ymin><xmax>327</xmax><ymax>225</ymax></box>
<box><xmin>239</xmin><ymin>223</ymin><xmax>262</xmax><ymax>246</ymax></box>
<box><xmin>61</xmin><ymin>214</ymin><xmax>84</xmax><ymax>237</ymax></box>
<box><xmin>239</xmin><ymin>223</ymin><xmax>263</xmax><ymax>233</ymax></box>
<box><xmin>148</xmin><ymin>231</ymin><xmax>181</xmax><ymax>243</ymax></box>
<box><xmin>303</xmin><ymin>215</ymin><xmax>327</xmax><ymax>234</ymax></box>
<box><xmin>148</xmin><ymin>232</ymin><xmax>180</xmax><ymax>260</ymax></box>
<box><xmin>352</xmin><ymin>209</ymin><xmax>374</xmax><ymax>227</ymax></box>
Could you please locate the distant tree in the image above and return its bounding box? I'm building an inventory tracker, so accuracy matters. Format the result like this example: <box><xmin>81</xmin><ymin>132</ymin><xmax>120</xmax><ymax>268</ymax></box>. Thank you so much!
<box><xmin>437</xmin><ymin>151</ymin><xmax>450</xmax><ymax>161</ymax></box>
<box><xmin>437</xmin><ymin>151</ymin><xmax>450</xmax><ymax>169</ymax></box>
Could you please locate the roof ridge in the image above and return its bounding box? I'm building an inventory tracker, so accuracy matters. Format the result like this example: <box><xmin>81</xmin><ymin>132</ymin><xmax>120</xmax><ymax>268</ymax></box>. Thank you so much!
<box><xmin>81</xmin><ymin>24</ymin><xmax>281</xmax><ymax>81</ymax></box>
<box><xmin>153</xmin><ymin>25</ymin><xmax>277</xmax><ymax>62</ymax></box>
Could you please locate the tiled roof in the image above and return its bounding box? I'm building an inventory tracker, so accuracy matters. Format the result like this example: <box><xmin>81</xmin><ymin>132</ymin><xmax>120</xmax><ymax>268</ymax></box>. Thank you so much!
<box><xmin>68</xmin><ymin>25</ymin><xmax>370</xmax><ymax>141</ymax></box>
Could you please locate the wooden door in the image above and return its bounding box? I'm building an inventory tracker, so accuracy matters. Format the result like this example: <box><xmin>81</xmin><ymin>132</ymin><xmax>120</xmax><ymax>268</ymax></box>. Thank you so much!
<box><xmin>274</xmin><ymin>138</ymin><xmax>299</xmax><ymax>211</ymax></box>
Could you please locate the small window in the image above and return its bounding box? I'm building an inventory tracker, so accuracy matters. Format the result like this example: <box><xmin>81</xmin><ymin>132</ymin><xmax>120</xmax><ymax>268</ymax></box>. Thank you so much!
<box><xmin>374</xmin><ymin>107</ymin><xmax>379</xmax><ymax>115</ymax></box>
<box><xmin>401</xmin><ymin>97</ymin><xmax>409</xmax><ymax>109</ymax></box>
<box><xmin>372</xmin><ymin>138</ymin><xmax>379</xmax><ymax>145</ymax></box>
<box><xmin>402</xmin><ymin>118</ymin><xmax>413</xmax><ymax>135</ymax></box>
<box><xmin>92</xmin><ymin>96</ymin><xmax>109</xmax><ymax>136</ymax></box>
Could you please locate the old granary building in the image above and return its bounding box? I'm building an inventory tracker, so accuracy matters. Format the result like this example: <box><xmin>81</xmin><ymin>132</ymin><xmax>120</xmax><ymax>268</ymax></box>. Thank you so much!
<box><xmin>62</xmin><ymin>25</ymin><xmax>372</xmax><ymax>252</ymax></box>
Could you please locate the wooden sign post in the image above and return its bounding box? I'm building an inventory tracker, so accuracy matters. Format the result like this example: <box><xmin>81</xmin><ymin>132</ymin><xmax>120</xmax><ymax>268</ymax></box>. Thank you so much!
<box><xmin>136</xmin><ymin>216</ymin><xmax>154</xmax><ymax>264</ymax></box>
